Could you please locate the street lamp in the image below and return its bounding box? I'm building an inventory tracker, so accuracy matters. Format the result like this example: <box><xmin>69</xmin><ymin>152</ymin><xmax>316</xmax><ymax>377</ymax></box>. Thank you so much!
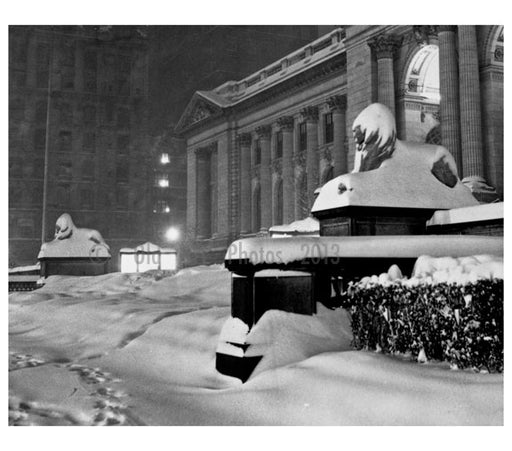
<box><xmin>165</xmin><ymin>226</ymin><xmax>180</xmax><ymax>242</ymax></box>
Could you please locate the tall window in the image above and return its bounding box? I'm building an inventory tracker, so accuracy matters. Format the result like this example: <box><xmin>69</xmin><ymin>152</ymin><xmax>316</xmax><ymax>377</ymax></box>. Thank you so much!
<box><xmin>116</xmin><ymin>185</ymin><xmax>129</xmax><ymax>209</ymax></box>
<box><xmin>36</xmin><ymin>70</ymin><xmax>49</xmax><ymax>89</ymax></box>
<box><xmin>254</xmin><ymin>139</ymin><xmax>261</xmax><ymax>165</ymax></box>
<box><xmin>34</xmin><ymin>129</ymin><xmax>46</xmax><ymax>149</ymax></box>
<box><xmin>58</xmin><ymin>131</ymin><xmax>72</xmax><ymax>152</ymax></box>
<box><xmin>275</xmin><ymin>131</ymin><xmax>283</xmax><ymax>159</ymax></box>
<box><xmin>60</xmin><ymin>103</ymin><xmax>72</xmax><ymax>126</ymax></box>
<box><xmin>81</xmin><ymin>160</ymin><xmax>95</xmax><ymax>180</ymax></box>
<box><xmin>274</xmin><ymin>178</ymin><xmax>283</xmax><ymax>225</ymax></box>
<box><xmin>62</xmin><ymin>68</ymin><xmax>74</xmax><ymax>90</ymax></box>
<box><xmin>154</xmin><ymin>200</ymin><xmax>170</xmax><ymax>214</ymax></box>
<box><xmin>155</xmin><ymin>173</ymin><xmax>169</xmax><ymax>188</ymax></box>
<box><xmin>117</xmin><ymin>108</ymin><xmax>130</xmax><ymax>128</ymax></box>
<box><xmin>83</xmin><ymin>132</ymin><xmax>96</xmax><ymax>153</ymax></box>
<box><xmin>117</xmin><ymin>134</ymin><xmax>130</xmax><ymax>155</ymax></box>
<box><xmin>80</xmin><ymin>187</ymin><xmax>94</xmax><ymax>209</ymax></box>
<box><xmin>56</xmin><ymin>158</ymin><xmax>72</xmax><ymax>179</ymax></box>
<box><xmin>35</xmin><ymin>101</ymin><xmax>47</xmax><ymax>123</ymax></box>
<box><xmin>252</xmin><ymin>185</ymin><xmax>261</xmax><ymax>232</ymax></box>
<box><xmin>299</xmin><ymin>122</ymin><xmax>307</xmax><ymax>151</ymax></box>
<box><xmin>83</xmin><ymin>105</ymin><xmax>96</xmax><ymax>124</ymax></box>
<box><xmin>116</xmin><ymin>160</ymin><xmax>129</xmax><ymax>182</ymax></box>
<box><xmin>324</xmin><ymin>112</ymin><xmax>333</xmax><ymax>144</ymax></box>
<box><xmin>210</xmin><ymin>149</ymin><xmax>218</xmax><ymax>235</ymax></box>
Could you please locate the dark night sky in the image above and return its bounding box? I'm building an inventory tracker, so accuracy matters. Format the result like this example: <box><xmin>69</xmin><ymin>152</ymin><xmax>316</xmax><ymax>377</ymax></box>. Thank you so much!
<box><xmin>147</xmin><ymin>26</ymin><xmax>332</xmax><ymax>137</ymax></box>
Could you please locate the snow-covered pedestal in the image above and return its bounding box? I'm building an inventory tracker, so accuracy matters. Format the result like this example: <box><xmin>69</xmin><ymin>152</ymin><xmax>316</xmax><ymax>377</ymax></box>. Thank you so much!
<box><xmin>38</xmin><ymin>214</ymin><xmax>111</xmax><ymax>277</ymax></box>
<box><xmin>426</xmin><ymin>202</ymin><xmax>503</xmax><ymax>236</ymax></box>
<box><xmin>217</xmin><ymin>269</ymin><xmax>314</xmax><ymax>381</ymax></box>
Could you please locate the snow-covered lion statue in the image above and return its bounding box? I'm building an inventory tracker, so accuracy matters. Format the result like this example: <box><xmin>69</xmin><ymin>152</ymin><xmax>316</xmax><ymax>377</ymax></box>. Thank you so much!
<box><xmin>312</xmin><ymin>103</ymin><xmax>479</xmax><ymax>212</ymax></box>
<box><xmin>53</xmin><ymin>213</ymin><xmax>109</xmax><ymax>249</ymax></box>
<box><xmin>38</xmin><ymin>213</ymin><xmax>110</xmax><ymax>259</ymax></box>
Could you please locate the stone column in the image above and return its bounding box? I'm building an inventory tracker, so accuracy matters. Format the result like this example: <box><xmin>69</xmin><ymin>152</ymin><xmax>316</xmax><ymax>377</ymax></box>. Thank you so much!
<box><xmin>238</xmin><ymin>133</ymin><xmax>252</xmax><ymax>235</ymax></box>
<box><xmin>277</xmin><ymin>116</ymin><xmax>295</xmax><ymax>224</ymax></box>
<box><xmin>327</xmin><ymin>95</ymin><xmax>347</xmax><ymax>176</ymax></box>
<box><xmin>368</xmin><ymin>34</ymin><xmax>400</xmax><ymax>116</ymax></box>
<box><xmin>256</xmin><ymin>125</ymin><xmax>272</xmax><ymax>231</ymax></box>
<box><xmin>457</xmin><ymin>25</ymin><xmax>498</xmax><ymax>202</ymax></box>
<box><xmin>458</xmin><ymin>25</ymin><xmax>484</xmax><ymax>178</ymax></box>
<box><xmin>302</xmin><ymin>106</ymin><xmax>319</xmax><ymax>207</ymax></box>
<box><xmin>195</xmin><ymin>149</ymin><xmax>211</xmax><ymax>239</ymax></box>
<box><xmin>438</xmin><ymin>25</ymin><xmax>462</xmax><ymax>174</ymax></box>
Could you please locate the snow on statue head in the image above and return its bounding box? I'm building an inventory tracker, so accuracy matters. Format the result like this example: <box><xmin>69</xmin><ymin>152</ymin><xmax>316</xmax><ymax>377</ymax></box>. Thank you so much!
<box><xmin>352</xmin><ymin>103</ymin><xmax>397</xmax><ymax>173</ymax></box>
<box><xmin>311</xmin><ymin>103</ymin><xmax>479</xmax><ymax>213</ymax></box>
<box><xmin>54</xmin><ymin>213</ymin><xmax>74</xmax><ymax>240</ymax></box>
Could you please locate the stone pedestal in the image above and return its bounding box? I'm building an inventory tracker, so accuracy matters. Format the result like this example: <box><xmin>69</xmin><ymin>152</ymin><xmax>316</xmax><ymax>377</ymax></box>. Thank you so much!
<box><xmin>314</xmin><ymin>205</ymin><xmax>436</xmax><ymax>237</ymax></box>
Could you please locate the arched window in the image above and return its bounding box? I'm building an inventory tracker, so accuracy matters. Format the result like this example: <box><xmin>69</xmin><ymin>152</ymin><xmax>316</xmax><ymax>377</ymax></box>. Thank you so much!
<box><xmin>401</xmin><ymin>44</ymin><xmax>440</xmax><ymax>142</ymax></box>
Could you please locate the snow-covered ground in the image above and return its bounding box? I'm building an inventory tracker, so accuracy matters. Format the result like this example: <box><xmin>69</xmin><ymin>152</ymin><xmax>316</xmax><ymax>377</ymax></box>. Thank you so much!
<box><xmin>9</xmin><ymin>265</ymin><xmax>503</xmax><ymax>426</ymax></box>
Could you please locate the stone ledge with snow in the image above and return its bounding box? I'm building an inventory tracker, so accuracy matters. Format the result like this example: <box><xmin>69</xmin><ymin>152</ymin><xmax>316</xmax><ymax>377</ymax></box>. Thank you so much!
<box><xmin>269</xmin><ymin>216</ymin><xmax>319</xmax><ymax>237</ymax></box>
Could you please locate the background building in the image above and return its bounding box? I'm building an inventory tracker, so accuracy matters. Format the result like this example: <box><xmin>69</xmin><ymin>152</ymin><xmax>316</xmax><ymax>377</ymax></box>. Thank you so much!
<box><xmin>9</xmin><ymin>26</ymin><xmax>151</xmax><ymax>269</ymax></box>
<box><xmin>177</xmin><ymin>25</ymin><xmax>504</xmax><ymax>264</ymax></box>
<box><xmin>9</xmin><ymin>25</ymin><xmax>334</xmax><ymax>269</ymax></box>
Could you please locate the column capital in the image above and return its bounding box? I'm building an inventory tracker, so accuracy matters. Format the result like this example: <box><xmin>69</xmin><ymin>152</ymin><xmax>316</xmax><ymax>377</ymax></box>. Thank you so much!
<box><xmin>255</xmin><ymin>125</ymin><xmax>271</xmax><ymax>139</ymax></box>
<box><xmin>236</xmin><ymin>132</ymin><xmax>252</xmax><ymax>146</ymax></box>
<box><xmin>293</xmin><ymin>151</ymin><xmax>306</xmax><ymax>168</ymax></box>
<box><xmin>276</xmin><ymin>116</ymin><xmax>294</xmax><ymax>131</ymax></box>
<box><xmin>271</xmin><ymin>158</ymin><xmax>282</xmax><ymax>175</ymax></box>
<box><xmin>300</xmin><ymin>106</ymin><xmax>319</xmax><ymax>122</ymax></box>
<box><xmin>438</xmin><ymin>25</ymin><xmax>457</xmax><ymax>33</ymax></box>
<box><xmin>195</xmin><ymin>141</ymin><xmax>217</xmax><ymax>156</ymax></box>
<box><xmin>326</xmin><ymin>95</ymin><xmax>347</xmax><ymax>112</ymax></box>
<box><xmin>368</xmin><ymin>34</ymin><xmax>401</xmax><ymax>59</ymax></box>
<box><xmin>412</xmin><ymin>26</ymin><xmax>438</xmax><ymax>45</ymax></box>
<box><xmin>322</xmin><ymin>147</ymin><xmax>332</xmax><ymax>162</ymax></box>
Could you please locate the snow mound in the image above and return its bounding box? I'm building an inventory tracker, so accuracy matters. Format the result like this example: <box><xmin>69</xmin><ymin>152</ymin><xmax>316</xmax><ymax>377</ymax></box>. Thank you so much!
<box><xmin>357</xmin><ymin>254</ymin><xmax>503</xmax><ymax>288</ymax></box>
<box><xmin>245</xmin><ymin>305</ymin><xmax>352</xmax><ymax>377</ymax></box>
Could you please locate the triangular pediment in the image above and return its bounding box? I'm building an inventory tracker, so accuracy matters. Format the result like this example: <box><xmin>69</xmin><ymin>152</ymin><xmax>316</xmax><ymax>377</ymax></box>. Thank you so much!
<box><xmin>176</xmin><ymin>92</ymin><xmax>224</xmax><ymax>133</ymax></box>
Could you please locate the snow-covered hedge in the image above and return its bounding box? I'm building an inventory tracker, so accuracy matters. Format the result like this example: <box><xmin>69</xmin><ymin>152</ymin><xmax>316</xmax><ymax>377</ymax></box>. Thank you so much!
<box><xmin>337</xmin><ymin>256</ymin><xmax>503</xmax><ymax>373</ymax></box>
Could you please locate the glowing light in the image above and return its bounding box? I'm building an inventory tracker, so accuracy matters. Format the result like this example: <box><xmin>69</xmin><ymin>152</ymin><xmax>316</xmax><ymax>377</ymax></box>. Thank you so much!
<box><xmin>160</xmin><ymin>153</ymin><xmax>170</xmax><ymax>164</ymax></box>
<box><xmin>166</xmin><ymin>227</ymin><xmax>180</xmax><ymax>242</ymax></box>
<box><xmin>158</xmin><ymin>178</ymin><xmax>169</xmax><ymax>188</ymax></box>
<box><xmin>164</xmin><ymin>206</ymin><xmax>170</xmax><ymax>213</ymax></box>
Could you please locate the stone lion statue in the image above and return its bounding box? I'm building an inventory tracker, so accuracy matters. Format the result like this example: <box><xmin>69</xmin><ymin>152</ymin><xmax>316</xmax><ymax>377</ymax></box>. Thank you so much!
<box><xmin>352</xmin><ymin>103</ymin><xmax>458</xmax><ymax>187</ymax></box>
<box><xmin>54</xmin><ymin>213</ymin><xmax>110</xmax><ymax>249</ymax></box>
<box><xmin>312</xmin><ymin>103</ymin><xmax>478</xmax><ymax>212</ymax></box>
<box><xmin>38</xmin><ymin>213</ymin><xmax>110</xmax><ymax>259</ymax></box>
